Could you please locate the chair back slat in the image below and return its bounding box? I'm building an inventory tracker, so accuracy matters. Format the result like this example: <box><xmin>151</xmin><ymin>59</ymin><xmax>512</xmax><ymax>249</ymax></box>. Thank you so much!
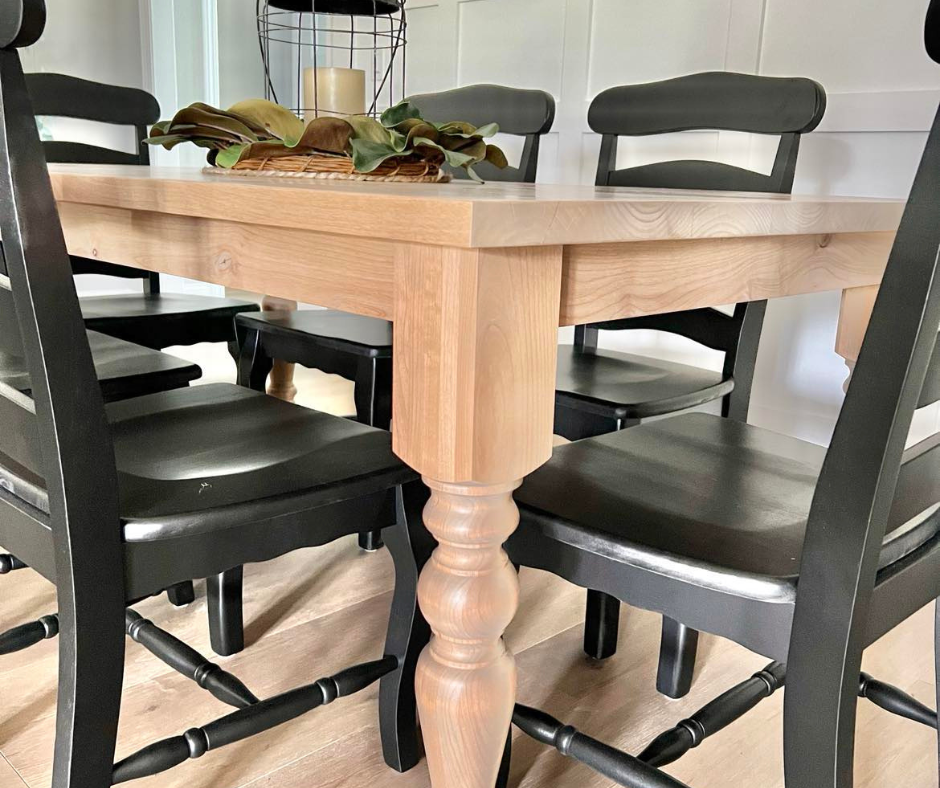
<box><xmin>916</xmin><ymin>340</ymin><xmax>940</xmax><ymax>408</ymax></box>
<box><xmin>0</xmin><ymin>285</ymin><xmax>25</xmax><ymax>357</ymax></box>
<box><xmin>0</xmin><ymin>7</ymin><xmax>121</xmax><ymax>560</ymax></box>
<box><xmin>890</xmin><ymin>434</ymin><xmax>940</xmax><ymax>534</ymax></box>
<box><xmin>42</xmin><ymin>140</ymin><xmax>143</xmax><ymax>166</ymax></box>
<box><xmin>0</xmin><ymin>387</ymin><xmax>41</xmax><ymax>476</ymax></box>
<box><xmin>593</xmin><ymin>308</ymin><xmax>743</xmax><ymax>353</ymax></box>
<box><xmin>605</xmin><ymin>155</ymin><xmax>796</xmax><ymax>192</ymax></box>
<box><xmin>408</xmin><ymin>84</ymin><xmax>555</xmax><ymax>183</ymax></box>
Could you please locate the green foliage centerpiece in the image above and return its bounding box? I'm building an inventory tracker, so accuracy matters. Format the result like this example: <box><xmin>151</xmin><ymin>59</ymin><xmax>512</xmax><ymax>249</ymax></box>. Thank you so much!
<box><xmin>147</xmin><ymin>99</ymin><xmax>508</xmax><ymax>183</ymax></box>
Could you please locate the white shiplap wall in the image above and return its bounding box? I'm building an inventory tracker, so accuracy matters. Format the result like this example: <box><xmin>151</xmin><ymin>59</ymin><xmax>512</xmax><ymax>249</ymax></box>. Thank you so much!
<box><xmin>403</xmin><ymin>0</ymin><xmax>940</xmax><ymax>445</ymax></box>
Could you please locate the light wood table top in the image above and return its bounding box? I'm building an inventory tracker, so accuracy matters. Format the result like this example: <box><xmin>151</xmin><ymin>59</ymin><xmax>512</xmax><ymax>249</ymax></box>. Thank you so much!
<box><xmin>51</xmin><ymin>163</ymin><xmax>904</xmax><ymax>788</ymax></box>
<box><xmin>49</xmin><ymin>164</ymin><xmax>904</xmax><ymax>248</ymax></box>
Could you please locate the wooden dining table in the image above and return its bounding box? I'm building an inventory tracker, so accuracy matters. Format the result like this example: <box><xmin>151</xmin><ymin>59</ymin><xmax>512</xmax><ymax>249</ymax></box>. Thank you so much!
<box><xmin>49</xmin><ymin>163</ymin><xmax>904</xmax><ymax>788</ymax></box>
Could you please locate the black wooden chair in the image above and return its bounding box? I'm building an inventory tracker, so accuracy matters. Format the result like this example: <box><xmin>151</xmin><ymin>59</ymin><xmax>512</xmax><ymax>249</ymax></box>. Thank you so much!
<box><xmin>25</xmin><ymin>72</ymin><xmax>259</xmax><ymax>351</ymax></box>
<box><xmin>499</xmin><ymin>9</ymin><xmax>940</xmax><ymax>785</ymax></box>
<box><xmin>567</xmin><ymin>72</ymin><xmax>827</xmax><ymax>699</ymax></box>
<box><xmin>0</xmin><ymin>10</ymin><xmax>431</xmax><ymax>786</ymax></box>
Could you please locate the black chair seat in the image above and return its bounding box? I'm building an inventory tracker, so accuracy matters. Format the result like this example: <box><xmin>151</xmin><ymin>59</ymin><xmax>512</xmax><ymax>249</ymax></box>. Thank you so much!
<box><xmin>514</xmin><ymin>413</ymin><xmax>940</xmax><ymax>595</ymax></box>
<box><xmin>81</xmin><ymin>293</ymin><xmax>259</xmax><ymax>349</ymax></box>
<box><xmin>1</xmin><ymin>330</ymin><xmax>201</xmax><ymax>401</ymax></box>
<box><xmin>554</xmin><ymin>345</ymin><xmax>733</xmax><ymax>420</ymax></box>
<box><xmin>237</xmin><ymin>309</ymin><xmax>393</xmax><ymax>359</ymax></box>
<box><xmin>0</xmin><ymin>384</ymin><xmax>415</xmax><ymax>540</ymax></box>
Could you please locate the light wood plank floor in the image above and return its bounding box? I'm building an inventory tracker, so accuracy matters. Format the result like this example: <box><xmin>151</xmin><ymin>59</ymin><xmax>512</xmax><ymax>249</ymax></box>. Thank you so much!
<box><xmin>0</xmin><ymin>344</ymin><xmax>936</xmax><ymax>788</ymax></box>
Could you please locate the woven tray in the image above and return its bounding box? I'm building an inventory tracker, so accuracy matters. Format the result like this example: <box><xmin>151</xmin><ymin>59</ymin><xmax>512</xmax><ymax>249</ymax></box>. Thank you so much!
<box><xmin>204</xmin><ymin>153</ymin><xmax>450</xmax><ymax>183</ymax></box>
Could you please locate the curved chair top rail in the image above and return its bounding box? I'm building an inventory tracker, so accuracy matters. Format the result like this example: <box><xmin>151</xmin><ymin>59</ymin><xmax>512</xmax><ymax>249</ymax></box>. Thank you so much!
<box><xmin>0</xmin><ymin>0</ymin><xmax>43</xmax><ymax>49</ymax></box>
<box><xmin>408</xmin><ymin>83</ymin><xmax>556</xmax><ymax>137</ymax></box>
<box><xmin>588</xmin><ymin>72</ymin><xmax>826</xmax><ymax>137</ymax></box>
<box><xmin>25</xmin><ymin>72</ymin><xmax>160</xmax><ymax>127</ymax></box>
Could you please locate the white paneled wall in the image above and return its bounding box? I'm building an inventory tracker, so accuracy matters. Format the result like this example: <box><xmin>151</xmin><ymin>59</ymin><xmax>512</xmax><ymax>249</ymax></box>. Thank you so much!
<box><xmin>405</xmin><ymin>0</ymin><xmax>940</xmax><ymax>445</ymax></box>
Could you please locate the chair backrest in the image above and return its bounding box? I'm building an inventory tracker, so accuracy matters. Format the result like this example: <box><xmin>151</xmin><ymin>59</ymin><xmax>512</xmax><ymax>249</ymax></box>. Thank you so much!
<box><xmin>588</xmin><ymin>71</ymin><xmax>827</xmax><ymax>192</ymax></box>
<box><xmin>583</xmin><ymin>301</ymin><xmax>767</xmax><ymax>421</ymax></box>
<box><xmin>26</xmin><ymin>73</ymin><xmax>160</xmax><ymax>284</ymax></box>
<box><xmin>26</xmin><ymin>72</ymin><xmax>159</xmax><ymax>165</ymax></box>
<box><xmin>786</xmin><ymin>4</ymin><xmax>940</xmax><ymax>774</ymax></box>
<box><xmin>408</xmin><ymin>84</ymin><xmax>555</xmax><ymax>183</ymax></box>
<box><xmin>581</xmin><ymin>72</ymin><xmax>826</xmax><ymax>420</ymax></box>
<box><xmin>0</xmin><ymin>1</ymin><xmax>121</xmax><ymax>576</ymax></box>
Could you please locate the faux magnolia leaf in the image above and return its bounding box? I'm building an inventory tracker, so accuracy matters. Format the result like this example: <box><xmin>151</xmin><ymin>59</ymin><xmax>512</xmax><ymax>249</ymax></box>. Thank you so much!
<box><xmin>485</xmin><ymin>144</ymin><xmax>509</xmax><ymax>169</ymax></box>
<box><xmin>400</xmin><ymin>120</ymin><xmax>439</xmax><ymax>148</ymax></box>
<box><xmin>146</xmin><ymin>134</ymin><xmax>229</xmax><ymax>152</ymax></box>
<box><xmin>215</xmin><ymin>143</ymin><xmax>249</xmax><ymax>168</ymax></box>
<box><xmin>431</xmin><ymin>120</ymin><xmax>495</xmax><ymax>138</ymax></box>
<box><xmin>412</xmin><ymin>136</ymin><xmax>478</xmax><ymax>169</ymax></box>
<box><xmin>227</xmin><ymin>99</ymin><xmax>305</xmax><ymax>145</ymax></box>
<box><xmin>296</xmin><ymin>116</ymin><xmax>354</xmax><ymax>154</ymax></box>
<box><xmin>380</xmin><ymin>100</ymin><xmax>421</xmax><ymax>128</ymax></box>
<box><xmin>349</xmin><ymin>138</ymin><xmax>404</xmax><ymax>172</ymax></box>
<box><xmin>345</xmin><ymin>114</ymin><xmax>395</xmax><ymax>145</ymax></box>
<box><xmin>165</xmin><ymin>106</ymin><xmax>260</xmax><ymax>143</ymax></box>
<box><xmin>189</xmin><ymin>102</ymin><xmax>270</xmax><ymax>137</ymax></box>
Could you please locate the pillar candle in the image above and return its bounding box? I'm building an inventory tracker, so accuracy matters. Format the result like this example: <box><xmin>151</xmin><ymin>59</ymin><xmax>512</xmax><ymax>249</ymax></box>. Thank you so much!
<box><xmin>303</xmin><ymin>67</ymin><xmax>366</xmax><ymax>121</ymax></box>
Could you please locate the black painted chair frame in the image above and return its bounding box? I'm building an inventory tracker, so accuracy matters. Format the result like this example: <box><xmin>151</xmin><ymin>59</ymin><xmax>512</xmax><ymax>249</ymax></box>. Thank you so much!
<box><xmin>572</xmin><ymin>71</ymin><xmax>826</xmax><ymax>697</ymax></box>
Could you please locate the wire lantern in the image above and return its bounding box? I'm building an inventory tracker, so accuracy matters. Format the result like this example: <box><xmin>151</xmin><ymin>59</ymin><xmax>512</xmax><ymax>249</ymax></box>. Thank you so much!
<box><xmin>257</xmin><ymin>0</ymin><xmax>407</xmax><ymax>121</ymax></box>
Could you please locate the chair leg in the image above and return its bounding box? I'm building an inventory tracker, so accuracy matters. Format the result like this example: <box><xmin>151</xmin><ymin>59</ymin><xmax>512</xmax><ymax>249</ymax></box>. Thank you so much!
<box><xmin>165</xmin><ymin>581</ymin><xmax>195</xmax><ymax>607</ymax></box>
<box><xmin>51</xmin><ymin>580</ymin><xmax>125</xmax><ymax>787</ymax></box>
<box><xmin>554</xmin><ymin>403</ymin><xmax>619</xmax><ymax>442</ymax></box>
<box><xmin>783</xmin><ymin>642</ymin><xmax>859</xmax><ymax>788</ymax></box>
<box><xmin>355</xmin><ymin>357</ymin><xmax>393</xmax><ymax>552</ymax></box>
<box><xmin>656</xmin><ymin>617</ymin><xmax>699</xmax><ymax>699</ymax></box>
<box><xmin>223</xmin><ymin>326</ymin><xmax>272</xmax><ymax>643</ymax></box>
<box><xmin>583</xmin><ymin>590</ymin><xmax>620</xmax><ymax>660</ymax></box>
<box><xmin>236</xmin><ymin>326</ymin><xmax>274</xmax><ymax>393</ymax></box>
<box><xmin>359</xmin><ymin>529</ymin><xmax>384</xmax><ymax>552</ymax></box>
<box><xmin>207</xmin><ymin>568</ymin><xmax>245</xmax><ymax>657</ymax></box>
<box><xmin>380</xmin><ymin>481</ymin><xmax>434</xmax><ymax>773</ymax></box>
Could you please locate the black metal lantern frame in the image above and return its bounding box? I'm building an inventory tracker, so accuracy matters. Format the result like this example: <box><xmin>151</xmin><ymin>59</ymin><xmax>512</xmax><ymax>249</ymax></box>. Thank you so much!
<box><xmin>256</xmin><ymin>0</ymin><xmax>407</xmax><ymax>119</ymax></box>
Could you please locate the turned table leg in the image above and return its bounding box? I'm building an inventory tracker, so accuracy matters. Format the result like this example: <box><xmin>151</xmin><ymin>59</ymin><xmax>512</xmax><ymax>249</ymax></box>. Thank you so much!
<box><xmin>393</xmin><ymin>243</ymin><xmax>563</xmax><ymax>787</ymax></box>
<box><xmin>836</xmin><ymin>285</ymin><xmax>878</xmax><ymax>392</ymax></box>
<box><xmin>261</xmin><ymin>295</ymin><xmax>298</xmax><ymax>401</ymax></box>
<box><xmin>416</xmin><ymin>480</ymin><xmax>521</xmax><ymax>787</ymax></box>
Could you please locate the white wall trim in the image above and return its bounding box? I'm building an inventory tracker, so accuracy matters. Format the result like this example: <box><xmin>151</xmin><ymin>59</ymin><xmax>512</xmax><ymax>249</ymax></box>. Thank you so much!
<box><xmin>202</xmin><ymin>0</ymin><xmax>221</xmax><ymax>107</ymax></box>
<box><xmin>139</xmin><ymin>0</ymin><xmax>154</xmax><ymax>95</ymax></box>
